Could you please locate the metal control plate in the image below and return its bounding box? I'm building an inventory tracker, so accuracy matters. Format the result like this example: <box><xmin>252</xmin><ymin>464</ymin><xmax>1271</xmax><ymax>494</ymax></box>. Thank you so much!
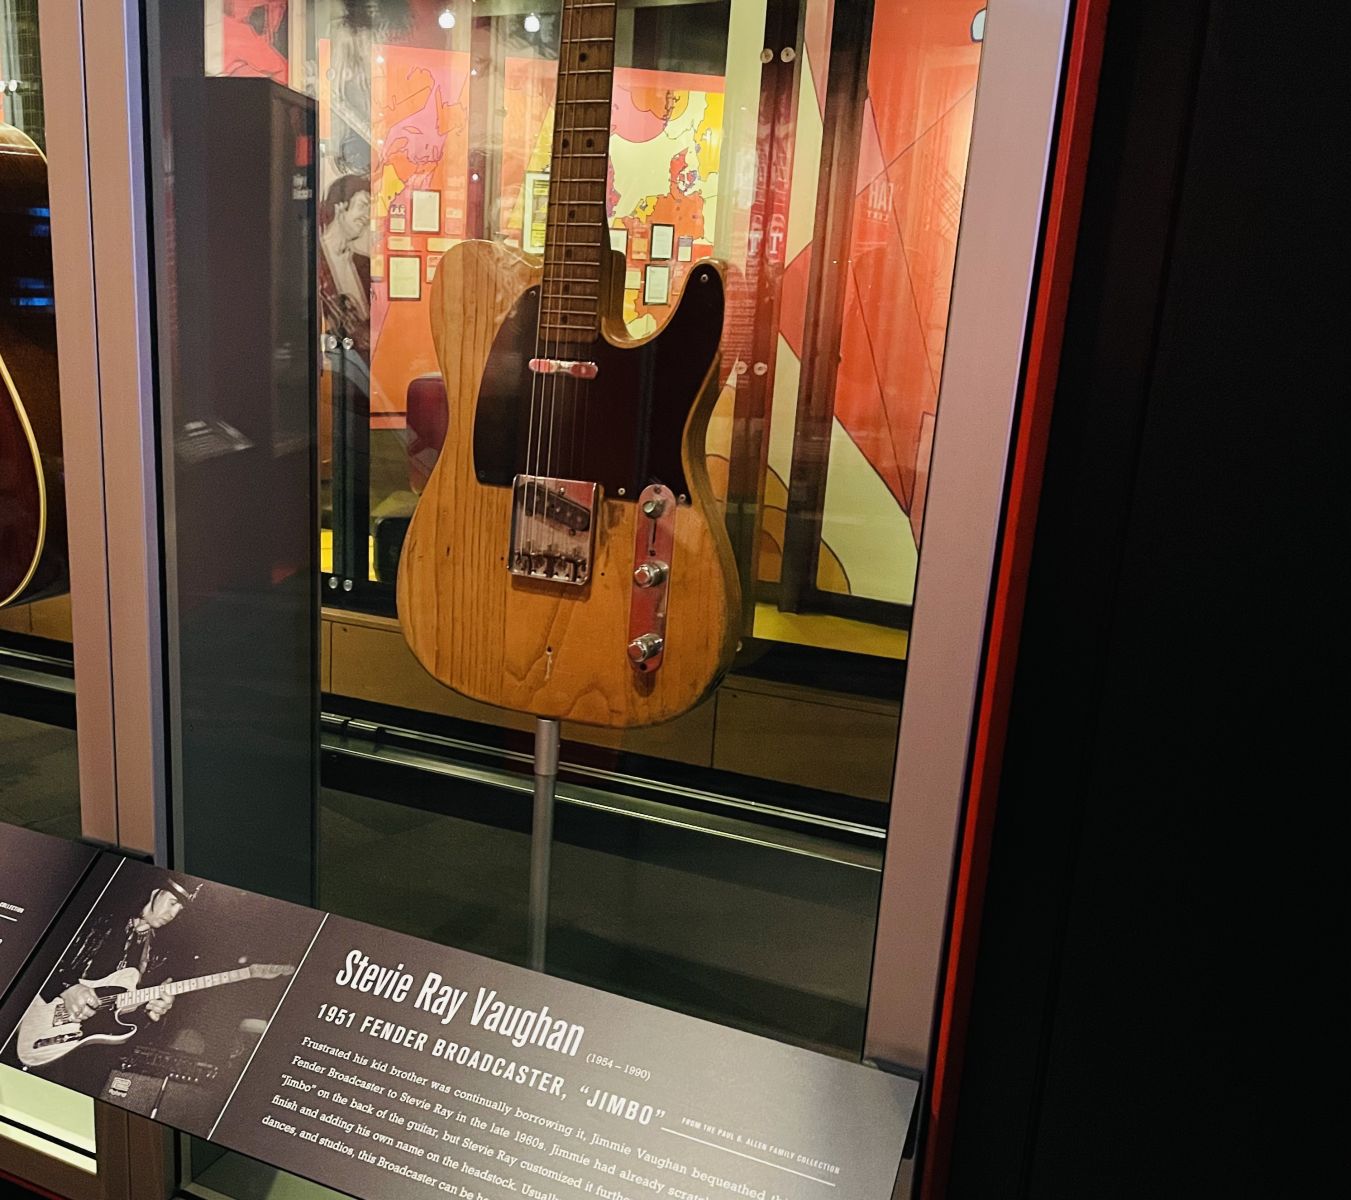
<box><xmin>627</xmin><ymin>483</ymin><xmax>676</xmax><ymax>672</ymax></box>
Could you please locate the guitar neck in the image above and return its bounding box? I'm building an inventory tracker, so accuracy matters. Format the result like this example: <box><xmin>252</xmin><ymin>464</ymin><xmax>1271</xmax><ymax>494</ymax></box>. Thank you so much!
<box><xmin>118</xmin><ymin>968</ymin><xmax>256</xmax><ymax>1009</ymax></box>
<box><xmin>540</xmin><ymin>0</ymin><xmax>619</xmax><ymax>345</ymax></box>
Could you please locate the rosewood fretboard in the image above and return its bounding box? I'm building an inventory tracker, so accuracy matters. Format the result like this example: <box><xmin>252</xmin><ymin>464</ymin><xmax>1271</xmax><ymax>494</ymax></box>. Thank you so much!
<box><xmin>538</xmin><ymin>0</ymin><xmax>618</xmax><ymax>347</ymax></box>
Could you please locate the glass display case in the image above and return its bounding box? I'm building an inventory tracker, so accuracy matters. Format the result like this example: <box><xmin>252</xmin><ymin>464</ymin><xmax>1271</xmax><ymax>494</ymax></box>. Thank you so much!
<box><xmin>139</xmin><ymin>0</ymin><xmax>989</xmax><ymax>1057</ymax></box>
<box><xmin>3</xmin><ymin>0</ymin><xmax>1079</xmax><ymax>1196</ymax></box>
<box><xmin>168</xmin><ymin>0</ymin><xmax>987</xmax><ymax>833</ymax></box>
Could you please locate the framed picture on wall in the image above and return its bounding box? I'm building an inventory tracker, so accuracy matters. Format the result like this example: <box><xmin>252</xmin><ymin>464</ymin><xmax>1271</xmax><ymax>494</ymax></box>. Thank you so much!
<box><xmin>523</xmin><ymin>171</ymin><xmax>550</xmax><ymax>254</ymax></box>
<box><xmin>609</xmin><ymin>226</ymin><xmax>629</xmax><ymax>255</ymax></box>
<box><xmin>643</xmin><ymin>264</ymin><xmax>671</xmax><ymax>306</ymax></box>
<box><xmin>388</xmin><ymin>255</ymin><xmax>423</xmax><ymax>300</ymax></box>
<box><xmin>649</xmin><ymin>223</ymin><xmax>675</xmax><ymax>261</ymax></box>
<box><xmin>411</xmin><ymin>189</ymin><xmax>441</xmax><ymax>233</ymax></box>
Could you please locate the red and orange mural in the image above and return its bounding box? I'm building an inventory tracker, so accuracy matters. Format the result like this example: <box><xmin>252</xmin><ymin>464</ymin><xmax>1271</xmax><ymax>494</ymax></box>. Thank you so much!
<box><xmin>765</xmin><ymin>0</ymin><xmax>983</xmax><ymax>604</ymax></box>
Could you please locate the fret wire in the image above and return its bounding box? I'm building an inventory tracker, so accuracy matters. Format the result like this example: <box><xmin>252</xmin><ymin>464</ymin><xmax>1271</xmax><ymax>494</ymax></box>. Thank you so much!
<box><xmin>544</xmin><ymin>0</ymin><xmax>617</xmax><ymax>335</ymax></box>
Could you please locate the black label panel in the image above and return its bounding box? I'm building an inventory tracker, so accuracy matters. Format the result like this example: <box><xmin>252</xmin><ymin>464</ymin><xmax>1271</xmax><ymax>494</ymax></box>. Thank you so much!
<box><xmin>0</xmin><ymin>847</ymin><xmax>916</xmax><ymax>1200</ymax></box>
<box><xmin>0</xmin><ymin>823</ymin><xmax>97</xmax><ymax>1004</ymax></box>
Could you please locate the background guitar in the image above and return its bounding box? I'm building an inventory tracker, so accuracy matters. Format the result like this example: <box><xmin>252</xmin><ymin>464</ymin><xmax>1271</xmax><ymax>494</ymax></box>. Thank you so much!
<box><xmin>16</xmin><ymin>962</ymin><xmax>295</xmax><ymax>1068</ymax></box>
<box><xmin>397</xmin><ymin>0</ymin><xmax>739</xmax><ymax>729</ymax></box>
<box><xmin>0</xmin><ymin>122</ymin><xmax>67</xmax><ymax>608</ymax></box>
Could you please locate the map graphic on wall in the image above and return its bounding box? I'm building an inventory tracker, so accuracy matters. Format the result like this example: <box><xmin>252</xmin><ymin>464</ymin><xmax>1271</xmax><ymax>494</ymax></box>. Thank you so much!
<box><xmin>500</xmin><ymin>64</ymin><xmax>723</xmax><ymax>339</ymax></box>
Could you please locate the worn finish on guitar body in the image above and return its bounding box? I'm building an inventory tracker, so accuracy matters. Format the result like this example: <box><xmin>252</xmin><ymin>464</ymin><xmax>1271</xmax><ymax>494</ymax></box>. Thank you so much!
<box><xmin>397</xmin><ymin>241</ymin><xmax>740</xmax><ymax>727</ymax></box>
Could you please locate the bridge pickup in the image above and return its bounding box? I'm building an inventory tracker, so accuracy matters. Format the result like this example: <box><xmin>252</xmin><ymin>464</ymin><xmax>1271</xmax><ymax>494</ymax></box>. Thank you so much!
<box><xmin>528</xmin><ymin>357</ymin><xmax>599</xmax><ymax>379</ymax></box>
<box><xmin>509</xmin><ymin>475</ymin><xmax>600</xmax><ymax>586</ymax></box>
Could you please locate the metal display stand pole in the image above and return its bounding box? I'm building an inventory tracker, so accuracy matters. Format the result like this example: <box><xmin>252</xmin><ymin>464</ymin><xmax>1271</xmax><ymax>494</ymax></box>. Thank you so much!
<box><xmin>527</xmin><ymin>718</ymin><xmax>561</xmax><ymax>971</ymax></box>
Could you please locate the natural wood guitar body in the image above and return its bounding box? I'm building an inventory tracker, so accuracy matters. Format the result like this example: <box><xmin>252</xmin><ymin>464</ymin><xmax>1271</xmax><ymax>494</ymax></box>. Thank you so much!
<box><xmin>397</xmin><ymin>240</ymin><xmax>739</xmax><ymax>728</ymax></box>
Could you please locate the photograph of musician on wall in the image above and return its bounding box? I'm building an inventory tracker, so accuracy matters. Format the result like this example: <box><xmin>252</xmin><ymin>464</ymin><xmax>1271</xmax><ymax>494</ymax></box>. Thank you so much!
<box><xmin>0</xmin><ymin>857</ymin><xmax>321</xmax><ymax>1135</ymax></box>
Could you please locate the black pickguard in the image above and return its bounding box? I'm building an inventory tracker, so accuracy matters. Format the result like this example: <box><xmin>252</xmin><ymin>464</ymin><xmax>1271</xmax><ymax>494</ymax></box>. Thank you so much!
<box><xmin>472</xmin><ymin>262</ymin><xmax>725</xmax><ymax>499</ymax></box>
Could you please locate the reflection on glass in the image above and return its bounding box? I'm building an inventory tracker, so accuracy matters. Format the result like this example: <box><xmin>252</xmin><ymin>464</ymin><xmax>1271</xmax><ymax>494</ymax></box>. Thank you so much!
<box><xmin>1</xmin><ymin>0</ymin><xmax>96</xmax><ymax>1176</ymax></box>
<box><xmin>1</xmin><ymin>0</ymin><xmax>78</xmax><ymax>830</ymax></box>
<box><xmin>150</xmin><ymin>0</ymin><xmax>981</xmax><ymax>1125</ymax></box>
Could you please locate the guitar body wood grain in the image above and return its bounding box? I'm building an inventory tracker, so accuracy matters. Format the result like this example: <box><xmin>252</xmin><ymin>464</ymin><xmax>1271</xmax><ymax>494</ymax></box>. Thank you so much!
<box><xmin>397</xmin><ymin>240</ymin><xmax>739</xmax><ymax>728</ymax></box>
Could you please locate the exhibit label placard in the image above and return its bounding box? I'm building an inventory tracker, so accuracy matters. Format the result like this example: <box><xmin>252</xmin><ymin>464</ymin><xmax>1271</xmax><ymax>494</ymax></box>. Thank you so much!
<box><xmin>0</xmin><ymin>840</ymin><xmax>917</xmax><ymax>1200</ymax></box>
<box><xmin>0</xmin><ymin>824</ymin><xmax>97</xmax><ymax>1003</ymax></box>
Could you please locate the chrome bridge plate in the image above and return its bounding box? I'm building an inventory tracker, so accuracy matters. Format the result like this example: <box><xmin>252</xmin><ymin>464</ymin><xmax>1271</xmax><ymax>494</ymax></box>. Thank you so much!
<box><xmin>509</xmin><ymin>475</ymin><xmax>599</xmax><ymax>585</ymax></box>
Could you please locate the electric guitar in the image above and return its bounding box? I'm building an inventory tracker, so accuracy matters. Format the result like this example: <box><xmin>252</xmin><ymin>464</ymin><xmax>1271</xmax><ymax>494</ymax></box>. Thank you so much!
<box><xmin>15</xmin><ymin>963</ymin><xmax>295</xmax><ymax>1068</ymax></box>
<box><xmin>396</xmin><ymin>0</ymin><xmax>740</xmax><ymax>729</ymax></box>
<box><xmin>0</xmin><ymin>122</ymin><xmax>67</xmax><ymax>608</ymax></box>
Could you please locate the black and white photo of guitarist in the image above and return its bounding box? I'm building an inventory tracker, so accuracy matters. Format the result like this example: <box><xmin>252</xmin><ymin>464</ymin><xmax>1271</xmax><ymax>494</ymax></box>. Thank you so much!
<box><xmin>51</xmin><ymin>875</ymin><xmax>200</xmax><ymax>1038</ymax></box>
<box><xmin>2</xmin><ymin>860</ymin><xmax>315</xmax><ymax>1133</ymax></box>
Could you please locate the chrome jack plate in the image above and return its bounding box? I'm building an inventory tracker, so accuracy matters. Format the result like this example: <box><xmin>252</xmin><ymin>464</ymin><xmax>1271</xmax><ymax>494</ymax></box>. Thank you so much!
<box><xmin>627</xmin><ymin>483</ymin><xmax>676</xmax><ymax>672</ymax></box>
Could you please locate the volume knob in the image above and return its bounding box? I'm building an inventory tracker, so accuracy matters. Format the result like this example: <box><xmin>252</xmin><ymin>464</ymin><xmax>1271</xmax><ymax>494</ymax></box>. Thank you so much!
<box><xmin>633</xmin><ymin>560</ymin><xmax>668</xmax><ymax>588</ymax></box>
<box><xmin>627</xmin><ymin>633</ymin><xmax>664</xmax><ymax>665</ymax></box>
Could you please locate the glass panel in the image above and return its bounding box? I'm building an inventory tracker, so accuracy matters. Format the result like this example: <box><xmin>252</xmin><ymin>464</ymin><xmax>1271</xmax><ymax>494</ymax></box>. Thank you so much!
<box><xmin>1</xmin><ymin>0</ymin><xmax>79</xmax><ymax>834</ymax></box>
<box><xmin>144</xmin><ymin>2</ymin><xmax>985</xmax><ymax>1196</ymax></box>
<box><xmin>1</xmin><ymin>0</ymin><xmax>97</xmax><ymax>1173</ymax></box>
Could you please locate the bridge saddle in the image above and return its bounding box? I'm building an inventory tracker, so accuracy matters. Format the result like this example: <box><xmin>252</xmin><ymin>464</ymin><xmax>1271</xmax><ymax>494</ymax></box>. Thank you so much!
<box><xmin>508</xmin><ymin>475</ymin><xmax>600</xmax><ymax>586</ymax></box>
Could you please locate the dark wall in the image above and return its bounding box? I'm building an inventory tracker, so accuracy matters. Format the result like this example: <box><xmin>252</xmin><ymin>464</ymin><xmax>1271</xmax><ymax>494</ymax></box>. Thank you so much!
<box><xmin>947</xmin><ymin>2</ymin><xmax>1343</xmax><ymax>1195</ymax></box>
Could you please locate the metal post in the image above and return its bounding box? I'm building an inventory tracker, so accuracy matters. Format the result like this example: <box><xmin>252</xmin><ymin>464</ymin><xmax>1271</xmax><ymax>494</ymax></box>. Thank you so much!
<box><xmin>528</xmin><ymin>717</ymin><xmax>561</xmax><ymax>971</ymax></box>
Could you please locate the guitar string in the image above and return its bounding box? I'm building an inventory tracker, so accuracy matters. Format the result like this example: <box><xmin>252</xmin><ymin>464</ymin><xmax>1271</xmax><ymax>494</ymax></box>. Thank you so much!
<box><xmin>536</xmin><ymin>0</ymin><xmax>567</xmax><ymax>563</ymax></box>
<box><xmin>542</xmin><ymin>0</ymin><xmax>566</xmax><ymax>532</ymax></box>
<box><xmin>584</xmin><ymin>7</ymin><xmax>616</xmax><ymax>496</ymax></box>
<box><xmin>570</xmin><ymin>5</ymin><xmax>606</xmax><ymax>492</ymax></box>
<box><xmin>526</xmin><ymin>2</ymin><xmax>576</xmax><ymax>569</ymax></box>
<box><xmin>564</xmin><ymin>2</ymin><xmax>588</xmax><ymax>499</ymax></box>
<box><xmin>567</xmin><ymin>0</ymin><xmax>593</xmax><ymax>494</ymax></box>
<box><xmin>562</xmin><ymin>3</ymin><xmax>613</xmax><ymax>558</ymax></box>
<box><xmin>545</xmin><ymin>0</ymin><xmax>580</xmax><ymax>547</ymax></box>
